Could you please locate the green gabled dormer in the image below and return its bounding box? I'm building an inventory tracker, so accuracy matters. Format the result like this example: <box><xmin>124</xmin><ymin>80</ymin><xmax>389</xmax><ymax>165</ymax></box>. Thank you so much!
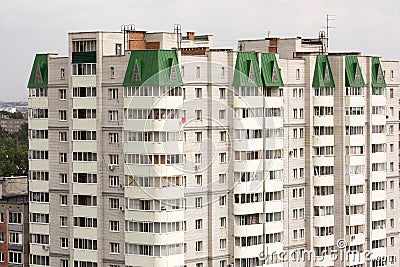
<box><xmin>232</xmin><ymin>52</ymin><xmax>262</xmax><ymax>87</ymax></box>
<box><xmin>345</xmin><ymin>56</ymin><xmax>365</xmax><ymax>87</ymax></box>
<box><xmin>261</xmin><ymin>53</ymin><xmax>283</xmax><ymax>87</ymax></box>
<box><xmin>312</xmin><ymin>55</ymin><xmax>335</xmax><ymax>88</ymax></box>
<box><xmin>123</xmin><ymin>50</ymin><xmax>183</xmax><ymax>87</ymax></box>
<box><xmin>371</xmin><ymin>57</ymin><xmax>386</xmax><ymax>88</ymax></box>
<box><xmin>28</xmin><ymin>54</ymin><xmax>48</xmax><ymax>88</ymax></box>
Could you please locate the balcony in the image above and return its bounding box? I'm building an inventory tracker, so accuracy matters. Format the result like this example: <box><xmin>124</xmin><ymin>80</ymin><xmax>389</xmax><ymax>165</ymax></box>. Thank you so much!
<box><xmin>313</xmin><ymin>115</ymin><xmax>334</xmax><ymax>126</ymax></box>
<box><xmin>345</xmin><ymin>193</ymin><xmax>365</xmax><ymax>206</ymax></box>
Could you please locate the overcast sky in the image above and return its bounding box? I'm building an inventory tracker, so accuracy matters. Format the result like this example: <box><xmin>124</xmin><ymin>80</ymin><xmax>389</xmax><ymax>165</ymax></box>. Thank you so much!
<box><xmin>0</xmin><ymin>0</ymin><xmax>399</xmax><ymax>101</ymax></box>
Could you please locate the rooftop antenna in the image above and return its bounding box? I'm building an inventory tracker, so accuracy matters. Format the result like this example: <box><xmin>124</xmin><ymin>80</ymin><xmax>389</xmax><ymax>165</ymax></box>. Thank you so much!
<box><xmin>174</xmin><ymin>24</ymin><xmax>182</xmax><ymax>49</ymax></box>
<box><xmin>326</xmin><ymin>14</ymin><xmax>336</xmax><ymax>51</ymax></box>
<box><xmin>318</xmin><ymin>31</ymin><xmax>326</xmax><ymax>55</ymax></box>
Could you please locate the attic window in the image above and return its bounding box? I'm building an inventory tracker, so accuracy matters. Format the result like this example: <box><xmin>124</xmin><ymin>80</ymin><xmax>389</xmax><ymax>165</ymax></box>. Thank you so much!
<box><xmin>170</xmin><ymin>59</ymin><xmax>178</xmax><ymax>82</ymax></box>
<box><xmin>323</xmin><ymin>65</ymin><xmax>331</xmax><ymax>83</ymax></box>
<box><xmin>354</xmin><ymin>66</ymin><xmax>361</xmax><ymax>84</ymax></box>
<box><xmin>271</xmin><ymin>62</ymin><xmax>278</xmax><ymax>83</ymax></box>
<box><xmin>35</xmin><ymin>65</ymin><xmax>43</xmax><ymax>84</ymax></box>
<box><xmin>248</xmin><ymin>62</ymin><xmax>254</xmax><ymax>82</ymax></box>
<box><xmin>132</xmin><ymin>60</ymin><xmax>141</xmax><ymax>82</ymax></box>
<box><xmin>376</xmin><ymin>65</ymin><xmax>383</xmax><ymax>83</ymax></box>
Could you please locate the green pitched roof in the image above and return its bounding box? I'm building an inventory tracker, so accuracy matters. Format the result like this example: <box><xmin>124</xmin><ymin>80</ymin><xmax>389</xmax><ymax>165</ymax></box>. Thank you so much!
<box><xmin>261</xmin><ymin>53</ymin><xmax>283</xmax><ymax>87</ymax></box>
<box><xmin>28</xmin><ymin>54</ymin><xmax>48</xmax><ymax>88</ymax></box>
<box><xmin>371</xmin><ymin>57</ymin><xmax>386</xmax><ymax>88</ymax></box>
<box><xmin>123</xmin><ymin>50</ymin><xmax>183</xmax><ymax>87</ymax></box>
<box><xmin>232</xmin><ymin>52</ymin><xmax>262</xmax><ymax>87</ymax></box>
<box><xmin>345</xmin><ymin>56</ymin><xmax>365</xmax><ymax>87</ymax></box>
<box><xmin>312</xmin><ymin>55</ymin><xmax>335</xmax><ymax>88</ymax></box>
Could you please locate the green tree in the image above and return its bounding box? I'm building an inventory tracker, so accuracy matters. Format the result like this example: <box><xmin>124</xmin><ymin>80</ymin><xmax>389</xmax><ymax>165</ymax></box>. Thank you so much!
<box><xmin>0</xmin><ymin>124</ymin><xmax>28</xmax><ymax>177</ymax></box>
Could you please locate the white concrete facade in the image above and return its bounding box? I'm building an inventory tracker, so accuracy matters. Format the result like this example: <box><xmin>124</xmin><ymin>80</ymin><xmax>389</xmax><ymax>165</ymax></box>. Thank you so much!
<box><xmin>28</xmin><ymin>30</ymin><xmax>399</xmax><ymax>267</ymax></box>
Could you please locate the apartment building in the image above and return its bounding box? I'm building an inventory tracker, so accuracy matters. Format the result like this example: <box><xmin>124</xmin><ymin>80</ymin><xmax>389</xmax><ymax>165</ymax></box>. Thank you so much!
<box><xmin>27</xmin><ymin>28</ymin><xmax>399</xmax><ymax>267</ymax></box>
<box><xmin>0</xmin><ymin>176</ymin><xmax>29</xmax><ymax>266</ymax></box>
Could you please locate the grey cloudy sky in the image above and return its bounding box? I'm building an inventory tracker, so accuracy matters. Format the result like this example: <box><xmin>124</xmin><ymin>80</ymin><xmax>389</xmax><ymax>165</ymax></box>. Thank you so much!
<box><xmin>0</xmin><ymin>0</ymin><xmax>399</xmax><ymax>101</ymax></box>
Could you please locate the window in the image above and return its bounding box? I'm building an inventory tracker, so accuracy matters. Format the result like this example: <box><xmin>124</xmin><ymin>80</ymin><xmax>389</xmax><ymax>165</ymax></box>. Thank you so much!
<box><xmin>196</xmin><ymin>67</ymin><xmax>200</xmax><ymax>78</ymax></box>
<box><xmin>219</xmin><ymin>109</ymin><xmax>226</xmax><ymax>120</ymax></box>
<box><xmin>9</xmin><ymin>212</ymin><xmax>22</xmax><ymax>224</ymax></box>
<box><xmin>109</xmin><ymin>176</ymin><xmax>119</xmax><ymax>187</ymax></box>
<box><xmin>219</xmin><ymin>153</ymin><xmax>227</xmax><ymax>163</ymax></box>
<box><xmin>220</xmin><ymin>260</ymin><xmax>227</xmax><ymax>267</ymax></box>
<box><xmin>110</xmin><ymin>67</ymin><xmax>115</xmax><ymax>78</ymax></box>
<box><xmin>61</xmin><ymin>237</ymin><xmax>68</xmax><ymax>249</ymax></box>
<box><xmin>9</xmin><ymin>232</ymin><xmax>22</xmax><ymax>244</ymax></box>
<box><xmin>60</xmin><ymin>195</ymin><xmax>68</xmax><ymax>206</ymax></box>
<box><xmin>298</xmin><ymin>88</ymin><xmax>303</xmax><ymax>98</ymax></box>
<box><xmin>110</xmin><ymin>242</ymin><xmax>120</xmax><ymax>254</ymax></box>
<box><xmin>110</xmin><ymin>221</ymin><xmax>120</xmax><ymax>232</ymax></box>
<box><xmin>195</xmin><ymin>175</ymin><xmax>202</xmax><ymax>186</ymax></box>
<box><xmin>59</xmin><ymin>89</ymin><xmax>67</xmax><ymax>100</ymax></box>
<box><xmin>195</xmin><ymin>110</ymin><xmax>202</xmax><ymax>120</ymax></box>
<box><xmin>219</xmin><ymin>88</ymin><xmax>226</xmax><ymax>99</ymax></box>
<box><xmin>299</xmin><ymin>108</ymin><xmax>304</xmax><ymax>118</ymax></box>
<box><xmin>110</xmin><ymin>198</ymin><xmax>120</xmax><ymax>209</ymax></box>
<box><xmin>9</xmin><ymin>251</ymin><xmax>22</xmax><ymax>264</ymax></box>
<box><xmin>73</xmin><ymin>109</ymin><xmax>97</xmax><ymax>120</ymax></box>
<box><xmin>220</xmin><ymin>131</ymin><xmax>226</xmax><ymax>142</ymax></box>
<box><xmin>299</xmin><ymin>128</ymin><xmax>304</xmax><ymax>138</ymax></box>
<box><xmin>195</xmin><ymin>197</ymin><xmax>202</xmax><ymax>208</ymax></box>
<box><xmin>109</xmin><ymin>133</ymin><xmax>119</xmax><ymax>143</ymax></box>
<box><xmin>219</xmin><ymin>174</ymin><xmax>226</xmax><ymax>184</ymax></box>
<box><xmin>181</xmin><ymin>66</ymin><xmax>185</xmax><ymax>78</ymax></box>
<box><xmin>219</xmin><ymin>239</ymin><xmax>227</xmax><ymax>250</ymax></box>
<box><xmin>296</xmin><ymin>69</ymin><xmax>300</xmax><ymax>79</ymax></box>
<box><xmin>115</xmin><ymin>44</ymin><xmax>122</xmax><ymax>55</ymax></box>
<box><xmin>59</xmin><ymin>131</ymin><xmax>67</xmax><ymax>142</ymax></box>
<box><xmin>195</xmin><ymin>88</ymin><xmax>202</xmax><ymax>98</ymax></box>
<box><xmin>293</xmin><ymin>88</ymin><xmax>297</xmax><ymax>98</ymax></box>
<box><xmin>60</xmin><ymin>173</ymin><xmax>67</xmax><ymax>184</ymax></box>
<box><xmin>220</xmin><ymin>217</ymin><xmax>227</xmax><ymax>228</ymax></box>
<box><xmin>73</xmin><ymin>87</ymin><xmax>96</xmax><ymax>97</ymax></box>
<box><xmin>0</xmin><ymin>213</ymin><xmax>3</xmax><ymax>223</ymax></box>
<box><xmin>59</xmin><ymin>110</ymin><xmax>67</xmax><ymax>121</ymax></box>
<box><xmin>61</xmin><ymin>259</ymin><xmax>69</xmax><ymax>267</ymax></box>
<box><xmin>108</xmin><ymin>88</ymin><xmax>118</xmax><ymax>99</ymax></box>
<box><xmin>195</xmin><ymin>153</ymin><xmax>202</xmax><ymax>164</ymax></box>
<box><xmin>293</xmin><ymin>109</ymin><xmax>298</xmax><ymax>119</ymax></box>
<box><xmin>60</xmin><ymin>216</ymin><xmax>68</xmax><ymax>227</ymax></box>
<box><xmin>109</xmin><ymin>110</ymin><xmax>118</xmax><ymax>121</ymax></box>
<box><xmin>219</xmin><ymin>195</ymin><xmax>226</xmax><ymax>206</ymax></box>
<box><xmin>195</xmin><ymin>219</ymin><xmax>203</xmax><ymax>230</ymax></box>
<box><xmin>72</xmin><ymin>63</ymin><xmax>96</xmax><ymax>76</ymax></box>
<box><xmin>195</xmin><ymin>132</ymin><xmax>202</xmax><ymax>142</ymax></box>
<box><xmin>61</xmin><ymin>68</ymin><xmax>65</xmax><ymax>79</ymax></box>
<box><xmin>292</xmin><ymin>209</ymin><xmax>297</xmax><ymax>219</ymax></box>
<box><xmin>109</xmin><ymin>154</ymin><xmax>119</xmax><ymax>165</ymax></box>
<box><xmin>195</xmin><ymin>241</ymin><xmax>203</xmax><ymax>252</ymax></box>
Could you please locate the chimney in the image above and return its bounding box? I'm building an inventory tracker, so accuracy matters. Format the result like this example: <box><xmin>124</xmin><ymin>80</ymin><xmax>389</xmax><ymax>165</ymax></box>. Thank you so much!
<box><xmin>187</xmin><ymin>32</ymin><xmax>195</xmax><ymax>41</ymax></box>
<box><xmin>128</xmin><ymin>30</ymin><xmax>146</xmax><ymax>50</ymax></box>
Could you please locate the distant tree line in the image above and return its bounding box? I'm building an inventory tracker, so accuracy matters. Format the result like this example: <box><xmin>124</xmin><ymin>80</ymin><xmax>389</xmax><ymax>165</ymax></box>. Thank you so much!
<box><xmin>0</xmin><ymin>122</ymin><xmax>28</xmax><ymax>177</ymax></box>
<box><xmin>0</xmin><ymin>110</ymin><xmax>25</xmax><ymax>119</ymax></box>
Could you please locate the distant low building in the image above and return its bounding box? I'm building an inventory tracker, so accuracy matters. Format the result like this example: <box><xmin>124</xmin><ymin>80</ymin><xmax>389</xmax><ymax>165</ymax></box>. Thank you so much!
<box><xmin>0</xmin><ymin>176</ymin><xmax>29</xmax><ymax>266</ymax></box>
<box><xmin>0</xmin><ymin>114</ymin><xmax>27</xmax><ymax>133</ymax></box>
